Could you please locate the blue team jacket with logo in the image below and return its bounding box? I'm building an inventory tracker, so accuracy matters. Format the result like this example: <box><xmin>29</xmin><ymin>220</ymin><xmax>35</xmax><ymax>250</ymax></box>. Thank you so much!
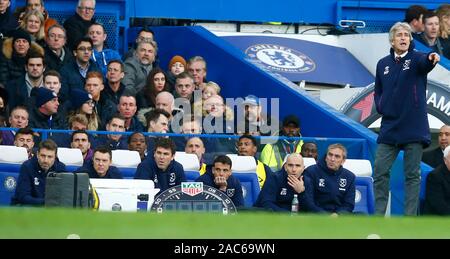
<box><xmin>12</xmin><ymin>156</ymin><xmax>66</xmax><ymax>205</ymax></box>
<box><xmin>374</xmin><ymin>42</ymin><xmax>436</xmax><ymax>147</ymax></box>
<box><xmin>195</xmin><ymin>170</ymin><xmax>244</xmax><ymax>207</ymax></box>
<box><xmin>134</xmin><ymin>158</ymin><xmax>185</xmax><ymax>194</ymax></box>
<box><xmin>254</xmin><ymin>168</ymin><xmax>307</xmax><ymax>212</ymax></box>
<box><xmin>303</xmin><ymin>158</ymin><xmax>355</xmax><ymax>214</ymax></box>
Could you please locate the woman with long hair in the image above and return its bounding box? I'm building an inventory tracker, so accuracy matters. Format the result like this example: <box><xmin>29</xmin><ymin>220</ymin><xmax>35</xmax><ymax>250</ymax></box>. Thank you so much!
<box><xmin>68</xmin><ymin>88</ymin><xmax>100</xmax><ymax>131</ymax></box>
<box><xmin>19</xmin><ymin>9</ymin><xmax>45</xmax><ymax>47</ymax></box>
<box><xmin>136</xmin><ymin>67</ymin><xmax>169</xmax><ymax>109</ymax></box>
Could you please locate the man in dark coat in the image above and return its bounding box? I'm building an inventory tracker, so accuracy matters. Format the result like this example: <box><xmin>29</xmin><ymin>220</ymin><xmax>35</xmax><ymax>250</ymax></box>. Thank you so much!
<box><xmin>373</xmin><ymin>22</ymin><xmax>440</xmax><ymax>216</ymax></box>
<box><xmin>63</xmin><ymin>0</ymin><xmax>96</xmax><ymax>50</ymax></box>
<box><xmin>11</xmin><ymin>139</ymin><xmax>66</xmax><ymax>206</ymax></box>
<box><xmin>422</xmin><ymin>125</ymin><xmax>450</xmax><ymax>168</ymax></box>
<box><xmin>423</xmin><ymin>145</ymin><xmax>450</xmax><ymax>215</ymax></box>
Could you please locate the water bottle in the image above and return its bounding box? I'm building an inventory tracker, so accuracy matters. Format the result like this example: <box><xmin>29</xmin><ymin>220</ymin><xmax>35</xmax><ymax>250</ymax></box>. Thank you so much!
<box><xmin>291</xmin><ymin>194</ymin><xmax>299</xmax><ymax>214</ymax></box>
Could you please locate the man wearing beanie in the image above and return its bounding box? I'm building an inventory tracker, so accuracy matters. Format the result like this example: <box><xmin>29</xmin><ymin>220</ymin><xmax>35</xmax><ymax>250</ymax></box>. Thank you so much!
<box><xmin>28</xmin><ymin>87</ymin><xmax>66</xmax><ymax>133</ymax></box>
<box><xmin>0</xmin><ymin>28</ymin><xmax>44</xmax><ymax>85</ymax></box>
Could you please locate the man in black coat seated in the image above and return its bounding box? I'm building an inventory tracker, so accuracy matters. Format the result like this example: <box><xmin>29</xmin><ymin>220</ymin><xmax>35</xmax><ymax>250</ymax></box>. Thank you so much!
<box><xmin>422</xmin><ymin>125</ymin><xmax>450</xmax><ymax>168</ymax></box>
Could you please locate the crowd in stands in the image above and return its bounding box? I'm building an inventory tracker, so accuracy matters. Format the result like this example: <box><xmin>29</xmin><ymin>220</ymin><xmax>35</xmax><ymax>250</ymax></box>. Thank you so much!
<box><xmin>0</xmin><ymin>0</ymin><xmax>449</xmax><ymax>215</ymax></box>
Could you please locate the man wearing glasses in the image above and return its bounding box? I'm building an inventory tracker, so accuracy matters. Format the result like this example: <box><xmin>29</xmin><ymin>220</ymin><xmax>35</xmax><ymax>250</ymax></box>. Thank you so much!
<box><xmin>59</xmin><ymin>37</ymin><xmax>100</xmax><ymax>103</ymax></box>
<box><xmin>63</xmin><ymin>0</ymin><xmax>96</xmax><ymax>50</ymax></box>
<box><xmin>44</xmin><ymin>24</ymin><xmax>73</xmax><ymax>71</ymax></box>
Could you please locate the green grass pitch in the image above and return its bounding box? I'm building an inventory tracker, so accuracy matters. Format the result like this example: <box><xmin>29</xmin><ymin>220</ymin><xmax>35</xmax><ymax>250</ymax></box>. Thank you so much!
<box><xmin>1</xmin><ymin>208</ymin><xmax>449</xmax><ymax>239</ymax></box>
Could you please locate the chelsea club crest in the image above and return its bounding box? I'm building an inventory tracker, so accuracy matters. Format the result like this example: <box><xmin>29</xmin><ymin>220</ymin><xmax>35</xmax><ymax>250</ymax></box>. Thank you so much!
<box><xmin>245</xmin><ymin>44</ymin><xmax>316</xmax><ymax>73</ymax></box>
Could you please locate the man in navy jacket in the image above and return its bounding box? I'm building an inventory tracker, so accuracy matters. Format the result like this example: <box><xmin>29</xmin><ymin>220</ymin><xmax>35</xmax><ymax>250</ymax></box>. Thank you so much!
<box><xmin>75</xmin><ymin>146</ymin><xmax>122</xmax><ymax>179</ymax></box>
<box><xmin>12</xmin><ymin>139</ymin><xmax>66</xmax><ymax>206</ymax></box>
<box><xmin>196</xmin><ymin>155</ymin><xmax>244</xmax><ymax>207</ymax></box>
<box><xmin>373</xmin><ymin>22</ymin><xmax>440</xmax><ymax>216</ymax></box>
<box><xmin>304</xmin><ymin>144</ymin><xmax>355</xmax><ymax>215</ymax></box>
<box><xmin>134</xmin><ymin>138</ymin><xmax>185</xmax><ymax>194</ymax></box>
<box><xmin>254</xmin><ymin>153</ymin><xmax>306</xmax><ymax>212</ymax></box>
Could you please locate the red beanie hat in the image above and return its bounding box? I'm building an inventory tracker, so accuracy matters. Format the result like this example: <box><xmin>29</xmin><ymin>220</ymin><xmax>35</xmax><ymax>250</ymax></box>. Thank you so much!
<box><xmin>168</xmin><ymin>55</ymin><xmax>187</xmax><ymax>69</ymax></box>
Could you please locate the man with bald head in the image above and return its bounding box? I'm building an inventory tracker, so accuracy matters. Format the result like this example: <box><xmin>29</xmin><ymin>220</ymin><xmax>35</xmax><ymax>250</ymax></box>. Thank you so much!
<box><xmin>255</xmin><ymin>153</ymin><xmax>306</xmax><ymax>213</ymax></box>
<box><xmin>422</xmin><ymin>125</ymin><xmax>450</xmax><ymax>168</ymax></box>
<box><xmin>155</xmin><ymin>91</ymin><xmax>175</xmax><ymax>117</ymax></box>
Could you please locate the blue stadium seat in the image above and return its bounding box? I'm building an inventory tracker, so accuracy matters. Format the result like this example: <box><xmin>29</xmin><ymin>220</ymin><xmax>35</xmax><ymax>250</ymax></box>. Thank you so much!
<box><xmin>185</xmin><ymin>171</ymin><xmax>200</xmax><ymax>182</ymax></box>
<box><xmin>233</xmin><ymin>173</ymin><xmax>260</xmax><ymax>208</ymax></box>
<box><xmin>0</xmin><ymin>171</ymin><xmax>18</xmax><ymax>206</ymax></box>
<box><xmin>0</xmin><ymin>163</ymin><xmax>21</xmax><ymax>206</ymax></box>
<box><xmin>354</xmin><ymin>176</ymin><xmax>375</xmax><ymax>214</ymax></box>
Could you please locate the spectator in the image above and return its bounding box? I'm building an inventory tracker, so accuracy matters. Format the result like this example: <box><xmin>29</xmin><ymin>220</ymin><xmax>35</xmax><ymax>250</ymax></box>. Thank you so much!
<box><xmin>304</xmin><ymin>144</ymin><xmax>355</xmax><ymax>215</ymax></box>
<box><xmin>0</xmin><ymin>28</ymin><xmax>43</xmax><ymax>86</ymax></box>
<box><xmin>59</xmin><ymin>37</ymin><xmax>100</xmax><ymax>102</ymax></box>
<box><xmin>70</xmin><ymin>129</ymin><xmax>93</xmax><ymax>163</ymax></box>
<box><xmin>196</xmin><ymin>155</ymin><xmax>244</xmax><ymax>207</ymax></box>
<box><xmin>422</xmin><ymin>125</ymin><xmax>450</xmax><ymax>168</ymax></box>
<box><xmin>202</xmin><ymin>81</ymin><xmax>220</xmax><ymax>101</ymax></box>
<box><xmin>87</xmin><ymin>22</ymin><xmax>121</xmax><ymax>77</ymax></box>
<box><xmin>2</xmin><ymin>106</ymin><xmax>29</xmax><ymax>145</ymax></box>
<box><xmin>404</xmin><ymin>5</ymin><xmax>428</xmax><ymax>40</ymax></box>
<box><xmin>416</xmin><ymin>11</ymin><xmax>450</xmax><ymax>59</ymax></box>
<box><xmin>7</xmin><ymin>50</ymin><xmax>45</xmax><ymax>109</ymax></box>
<box><xmin>255</xmin><ymin>153</ymin><xmax>306</xmax><ymax>212</ymax></box>
<box><xmin>187</xmin><ymin>56</ymin><xmax>207</xmax><ymax>90</ymax></box>
<box><xmin>174</xmin><ymin>71</ymin><xmax>195</xmax><ymax>103</ymax></box>
<box><xmin>14</xmin><ymin>127</ymin><xmax>35</xmax><ymax>159</ymax></box>
<box><xmin>117</xmin><ymin>94</ymin><xmax>144</xmax><ymax>132</ymax></box>
<box><xmin>44</xmin><ymin>24</ymin><xmax>73</xmax><ymax>71</ymax></box>
<box><xmin>185</xmin><ymin>137</ymin><xmax>207</xmax><ymax>175</ymax></box>
<box><xmin>42</xmin><ymin>70</ymin><xmax>69</xmax><ymax>112</ymax></box>
<box><xmin>238</xmin><ymin>94</ymin><xmax>273</xmax><ymax>136</ymax></box>
<box><xmin>84</xmin><ymin>71</ymin><xmax>116</xmax><ymax>128</ymax></box>
<box><xmin>123</xmin><ymin>27</ymin><xmax>154</xmax><ymax>60</ymax></box>
<box><xmin>103</xmin><ymin>60</ymin><xmax>128</xmax><ymax>105</ymax></box>
<box><xmin>63</xmin><ymin>0</ymin><xmax>96</xmax><ymax>50</ymax></box>
<box><xmin>11</xmin><ymin>139</ymin><xmax>66</xmax><ymax>206</ymax></box>
<box><xmin>301</xmin><ymin>141</ymin><xmax>318</xmax><ymax>161</ymax></box>
<box><xmin>18</xmin><ymin>0</ymin><xmax>57</xmax><ymax>36</ymax></box>
<box><xmin>155</xmin><ymin>91</ymin><xmax>177</xmax><ymax>118</ymax></box>
<box><xmin>94</xmin><ymin>114</ymin><xmax>127</xmax><ymax>150</ymax></box>
<box><xmin>123</xmin><ymin>40</ymin><xmax>157</xmax><ymax>95</ymax></box>
<box><xmin>423</xmin><ymin>145</ymin><xmax>450</xmax><ymax>215</ymax></box>
<box><xmin>237</xmin><ymin>134</ymin><xmax>273</xmax><ymax>189</ymax></box>
<box><xmin>136</xmin><ymin>67</ymin><xmax>170</xmax><ymax>110</ymax></box>
<box><xmin>28</xmin><ymin>87</ymin><xmax>66</xmax><ymax>131</ymax></box>
<box><xmin>0</xmin><ymin>87</ymin><xmax>6</xmax><ymax>119</ymax></box>
<box><xmin>0</xmin><ymin>0</ymin><xmax>18</xmax><ymax>38</ymax></box>
<box><xmin>436</xmin><ymin>4</ymin><xmax>450</xmax><ymax>59</ymax></box>
<box><xmin>373</xmin><ymin>22</ymin><xmax>440</xmax><ymax>216</ymax></box>
<box><xmin>166</xmin><ymin>55</ymin><xmax>186</xmax><ymax>90</ymax></box>
<box><xmin>145</xmin><ymin>108</ymin><xmax>170</xmax><ymax>155</ymax></box>
<box><xmin>69</xmin><ymin>88</ymin><xmax>99</xmax><ymax>131</ymax></box>
<box><xmin>128</xmin><ymin>132</ymin><xmax>147</xmax><ymax>161</ymax></box>
<box><xmin>75</xmin><ymin>146</ymin><xmax>122</xmax><ymax>179</ymax></box>
<box><xmin>52</xmin><ymin>113</ymin><xmax>89</xmax><ymax>148</ymax></box>
<box><xmin>134</xmin><ymin>138</ymin><xmax>185</xmax><ymax>194</ymax></box>
<box><xmin>260</xmin><ymin>114</ymin><xmax>303</xmax><ymax>171</ymax></box>
<box><xmin>19</xmin><ymin>9</ymin><xmax>45</xmax><ymax>46</ymax></box>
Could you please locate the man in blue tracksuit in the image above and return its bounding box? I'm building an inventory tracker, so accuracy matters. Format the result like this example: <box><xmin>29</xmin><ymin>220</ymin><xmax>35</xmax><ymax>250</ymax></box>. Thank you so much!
<box><xmin>135</xmin><ymin>138</ymin><xmax>185</xmax><ymax>194</ymax></box>
<box><xmin>304</xmin><ymin>144</ymin><xmax>355</xmax><ymax>215</ymax></box>
<box><xmin>196</xmin><ymin>155</ymin><xmax>244</xmax><ymax>207</ymax></box>
<box><xmin>254</xmin><ymin>153</ymin><xmax>306</xmax><ymax>213</ymax></box>
<box><xmin>75</xmin><ymin>146</ymin><xmax>122</xmax><ymax>179</ymax></box>
<box><xmin>373</xmin><ymin>22</ymin><xmax>440</xmax><ymax>216</ymax></box>
<box><xmin>12</xmin><ymin>139</ymin><xmax>66</xmax><ymax>206</ymax></box>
